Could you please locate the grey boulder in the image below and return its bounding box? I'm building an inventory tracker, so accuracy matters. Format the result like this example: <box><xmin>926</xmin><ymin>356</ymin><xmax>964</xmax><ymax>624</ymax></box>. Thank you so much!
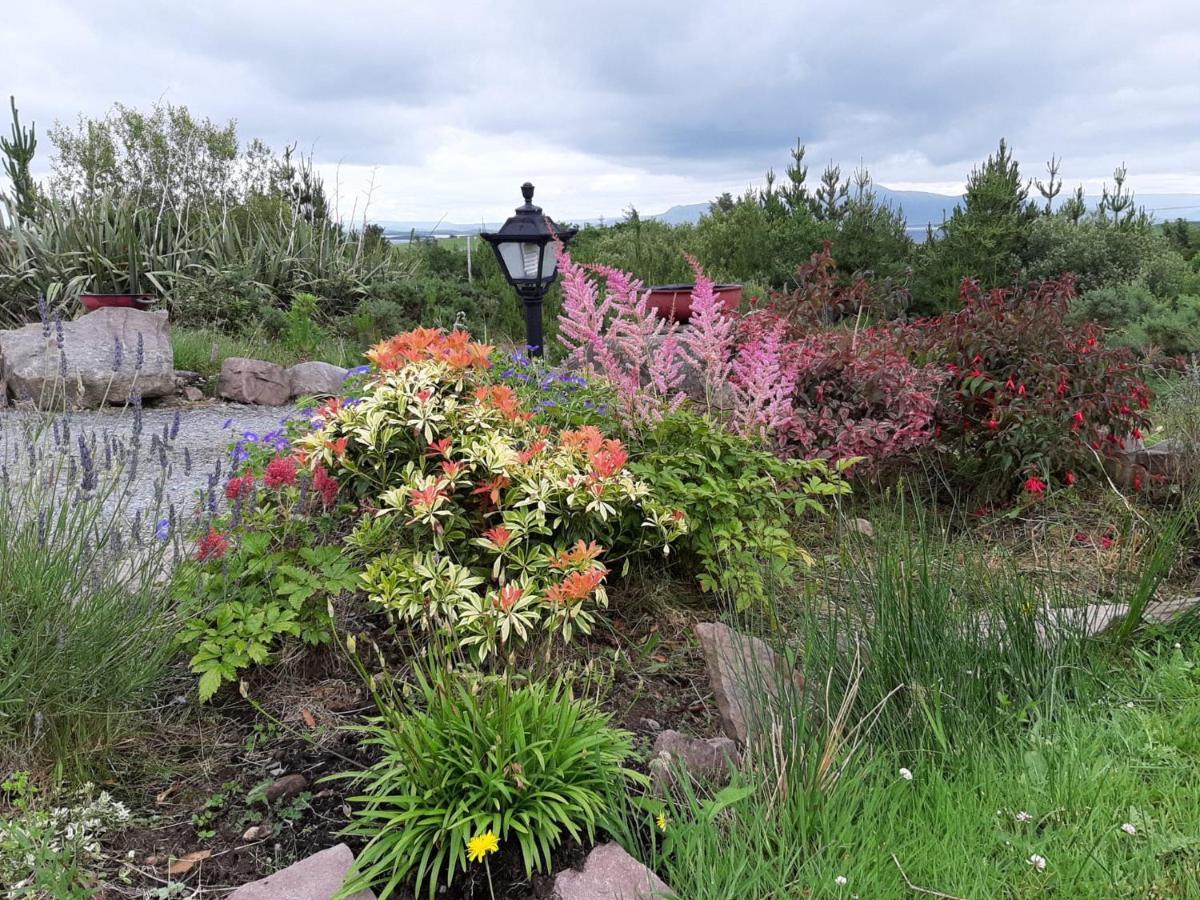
<box><xmin>217</xmin><ymin>357</ymin><xmax>290</xmax><ymax>406</ymax></box>
<box><xmin>0</xmin><ymin>308</ymin><xmax>174</xmax><ymax>408</ymax></box>
<box><xmin>288</xmin><ymin>360</ymin><xmax>349</xmax><ymax>399</ymax></box>
<box><xmin>651</xmin><ymin>729</ymin><xmax>740</xmax><ymax>792</ymax></box>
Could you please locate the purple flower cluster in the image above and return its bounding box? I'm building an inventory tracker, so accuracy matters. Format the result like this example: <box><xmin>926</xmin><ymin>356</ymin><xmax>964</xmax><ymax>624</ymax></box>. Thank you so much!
<box><xmin>498</xmin><ymin>348</ymin><xmax>601</xmax><ymax>415</ymax></box>
<box><xmin>227</xmin><ymin>417</ymin><xmax>292</xmax><ymax>466</ymax></box>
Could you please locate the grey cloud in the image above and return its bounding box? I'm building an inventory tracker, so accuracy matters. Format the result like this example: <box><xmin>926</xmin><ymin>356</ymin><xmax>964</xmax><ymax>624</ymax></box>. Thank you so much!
<box><xmin>7</xmin><ymin>0</ymin><xmax>1200</xmax><ymax>216</ymax></box>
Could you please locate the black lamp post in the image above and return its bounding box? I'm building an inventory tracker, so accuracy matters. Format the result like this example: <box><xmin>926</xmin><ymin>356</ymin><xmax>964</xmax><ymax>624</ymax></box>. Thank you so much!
<box><xmin>481</xmin><ymin>182</ymin><xmax>577</xmax><ymax>357</ymax></box>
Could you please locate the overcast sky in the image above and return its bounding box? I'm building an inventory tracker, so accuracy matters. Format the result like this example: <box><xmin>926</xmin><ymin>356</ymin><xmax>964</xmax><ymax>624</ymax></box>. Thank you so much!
<box><xmin>7</xmin><ymin>0</ymin><xmax>1200</xmax><ymax>223</ymax></box>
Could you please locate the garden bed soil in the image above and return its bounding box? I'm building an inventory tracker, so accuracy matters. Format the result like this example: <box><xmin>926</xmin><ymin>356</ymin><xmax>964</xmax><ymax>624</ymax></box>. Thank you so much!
<box><xmin>102</xmin><ymin>591</ymin><xmax>711</xmax><ymax>898</ymax></box>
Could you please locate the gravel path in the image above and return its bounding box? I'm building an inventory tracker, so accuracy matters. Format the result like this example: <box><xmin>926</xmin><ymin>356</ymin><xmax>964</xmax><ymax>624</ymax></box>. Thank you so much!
<box><xmin>0</xmin><ymin>401</ymin><xmax>299</xmax><ymax>530</ymax></box>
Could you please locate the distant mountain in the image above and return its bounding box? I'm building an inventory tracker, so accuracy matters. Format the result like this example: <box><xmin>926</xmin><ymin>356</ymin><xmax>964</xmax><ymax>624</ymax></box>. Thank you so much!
<box><xmin>649</xmin><ymin>202</ymin><xmax>710</xmax><ymax>225</ymax></box>
<box><xmin>376</xmin><ymin>190</ymin><xmax>1200</xmax><ymax>243</ymax></box>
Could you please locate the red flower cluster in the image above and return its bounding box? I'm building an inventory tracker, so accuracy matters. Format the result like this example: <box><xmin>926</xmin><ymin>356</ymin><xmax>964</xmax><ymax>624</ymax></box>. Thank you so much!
<box><xmin>225</xmin><ymin>472</ymin><xmax>254</xmax><ymax>501</ymax></box>
<box><xmin>264</xmin><ymin>455</ymin><xmax>299</xmax><ymax>489</ymax></box>
<box><xmin>312</xmin><ymin>465</ymin><xmax>339</xmax><ymax>507</ymax></box>
<box><xmin>196</xmin><ymin>529</ymin><xmax>230</xmax><ymax>561</ymax></box>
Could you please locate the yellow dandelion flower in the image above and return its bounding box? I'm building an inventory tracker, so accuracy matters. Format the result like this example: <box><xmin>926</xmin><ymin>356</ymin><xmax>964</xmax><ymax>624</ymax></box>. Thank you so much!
<box><xmin>467</xmin><ymin>830</ymin><xmax>500</xmax><ymax>863</ymax></box>
<box><xmin>656</xmin><ymin>813</ymin><xmax>669</xmax><ymax>833</ymax></box>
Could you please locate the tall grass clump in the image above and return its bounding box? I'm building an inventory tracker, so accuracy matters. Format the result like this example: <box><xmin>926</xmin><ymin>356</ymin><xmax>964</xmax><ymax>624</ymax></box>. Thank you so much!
<box><xmin>800</xmin><ymin>506</ymin><xmax>1098</xmax><ymax>754</ymax></box>
<box><xmin>0</xmin><ymin>411</ymin><xmax>185</xmax><ymax>778</ymax></box>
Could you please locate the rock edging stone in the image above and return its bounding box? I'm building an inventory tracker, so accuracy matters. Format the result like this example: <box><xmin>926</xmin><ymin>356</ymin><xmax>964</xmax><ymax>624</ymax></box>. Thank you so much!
<box><xmin>228</xmin><ymin>843</ymin><xmax>376</xmax><ymax>900</ymax></box>
<box><xmin>553</xmin><ymin>842</ymin><xmax>672</xmax><ymax>899</ymax></box>
<box><xmin>0</xmin><ymin>307</ymin><xmax>174</xmax><ymax>408</ymax></box>
<box><xmin>694</xmin><ymin>622</ymin><xmax>805</xmax><ymax>746</ymax></box>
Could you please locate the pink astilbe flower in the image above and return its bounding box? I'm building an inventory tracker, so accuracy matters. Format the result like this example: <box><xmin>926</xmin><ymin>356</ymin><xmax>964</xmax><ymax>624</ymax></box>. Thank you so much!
<box><xmin>556</xmin><ymin>248</ymin><xmax>687</xmax><ymax>428</ymax></box>
<box><xmin>681</xmin><ymin>253</ymin><xmax>735</xmax><ymax>410</ymax></box>
<box><xmin>556</xmin><ymin>246</ymin><xmax>612</xmax><ymax>375</ymax></box>
<box><xmin>729</xmin><ymin>317</ymin><xmax>795</xmax><ymax>447</ymax></box>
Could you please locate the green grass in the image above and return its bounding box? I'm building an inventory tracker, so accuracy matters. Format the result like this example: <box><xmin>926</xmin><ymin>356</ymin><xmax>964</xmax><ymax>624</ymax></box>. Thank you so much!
<box><xmin>621</xmin><ymin>508</ymin><xmax>1200</xmax><ymax>898</ymax></box>
<box><xmin>648</xmin><ymin>637</ymin><xmax>1200</xmax><ymax>898</ymax></box>
<box><xmin>171</xmin><ymin>325</ymin><xmax>363</xmax><ymax>381</ymax></box>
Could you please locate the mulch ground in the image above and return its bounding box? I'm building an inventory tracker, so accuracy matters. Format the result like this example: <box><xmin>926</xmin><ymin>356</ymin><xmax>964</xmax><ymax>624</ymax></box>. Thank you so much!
<box><xmin>99</xmin><ymin>584</ymin><xmax>713</xmax><ymax>898</ymax></box>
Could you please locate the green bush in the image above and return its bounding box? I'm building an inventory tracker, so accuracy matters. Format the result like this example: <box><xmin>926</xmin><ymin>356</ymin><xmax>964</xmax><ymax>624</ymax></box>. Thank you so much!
<box><xmin>339</xmin><ymin>669</ymin><xmax>634</xmax><ymax>898</ymax></box>
<box><xmin>629</xmin><ymin>410</ymin><xmax>850</xmax><ymax>611</ymax></box>
<box><xmin>1073</xmin><ymin>283</ymin><xmax>1200</xmax><ymax>355</ymax></box>
<box><xmin>0</xmin><ymin>772</ymin><xmax>132</xmax><ymax>896</ymax></box>
<box><xmin>167</xmin><ymin>265</ymin><xmax>269</xmax><ymax>332</ymax></box>
<box><xmin>1024</xmin><ymin>215</ymin><xmax>1173</xmax><ymax>294</ymax></box>
<box><xmin>569</xmin><ymin>214</ymin><xmax>698</xmax><ymax>285</ymax></box>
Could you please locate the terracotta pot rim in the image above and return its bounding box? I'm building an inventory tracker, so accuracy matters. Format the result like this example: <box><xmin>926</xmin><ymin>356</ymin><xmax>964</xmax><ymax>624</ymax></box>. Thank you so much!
<box><xmin>646</xmin><ymin>283</ymin><xmax>742</xmax><ymax>292</ymax></box>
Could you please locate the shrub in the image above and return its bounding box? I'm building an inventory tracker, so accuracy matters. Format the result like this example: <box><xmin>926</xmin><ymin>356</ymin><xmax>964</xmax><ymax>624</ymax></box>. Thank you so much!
<box><xmin>1073</xmin><ymin>282</ymin><xmax>1200</xmax><ymax>355</ymax></box>
<box><xmin>567</xmin><ymin>213</ymin><xmax>699</xmax><ymax>285</ymax></box>
<box><xmin>908</xmin><ymin>275</ymin><xmax>1152</xmax><ymax>496</ymax></box>
<box><xmin>168</xmin><ymin>265</ymin><xmax>268</xmax><ymax>332</ymax></box>
<box><xmin>341</xmin><ymin>295</ymin><xmax>412</xmax><ymax>346</ymax></box>
<box><xmin>731</xmin><ymin>312</ymin><xmax>943</xmax><ymax>468</ymax></box>
<box><xmin>768</xmin><ymin>240</ymin><xmax>909</xmax><ymax>326</ymax></box>
<box><xmin>176</xmin><ymin>537</ymin><xmax>358</xmax><ymax>701</ymax></box>
<box><xmin>338</xmin><ymin>669</ymin><xmax>634</xmax><ymax>898</ymax></box>
<box><xmin>1023</xmin><ymin>215</ymin><xmax>1161</xmax><ymax>294</ymax></box>
<box><xmin>175</xmin><ymin>425</ymin><xmax>357</xmax><ymax>700</ymax></box>
<box><xmin>631</xmin><ymin>410</ymin><xmax>850</xmax><ymax>610</ymax></box>
<box><xmin>295</xmin><ymin>328</ymin><xmax>685</xmax><ymax>662</ymax></box>
<box><xmin>0</xmin><ymin>772</ymin><xmax>132</xmax><ymax>896</ymax></box>
<box><xmin>557</xmin><ymin>248</ymin><xmax>939</xmax><ymax>471</ymax></box>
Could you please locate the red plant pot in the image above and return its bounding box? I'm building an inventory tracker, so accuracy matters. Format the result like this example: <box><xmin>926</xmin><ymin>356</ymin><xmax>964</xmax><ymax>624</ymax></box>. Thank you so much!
<box><xmin>645</xmin><ymin>283</ymin><xmax>742</xmax><ymax>323</ymax></box>
<box><xmin>80</xmin><ymin>293</ymin><xmax>157</xmax><ymax>313</ymax></box>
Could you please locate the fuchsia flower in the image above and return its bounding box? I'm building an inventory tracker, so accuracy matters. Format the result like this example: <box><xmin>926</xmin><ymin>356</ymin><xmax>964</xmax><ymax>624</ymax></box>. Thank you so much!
<box><xmin>1024</xmin><ymin>476</ymin><xmax>1047</xmax><ymax>496</ymax></box>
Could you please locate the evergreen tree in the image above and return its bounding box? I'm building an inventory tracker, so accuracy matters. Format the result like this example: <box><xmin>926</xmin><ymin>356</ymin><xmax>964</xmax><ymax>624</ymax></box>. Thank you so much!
<box><xmin>832</xmin><ymin>167</ymin><xmax>912</xmax><ymax>276</ymax></box>
<box><xmin>1060</xmin><ymin>185</ymin><xmax>1087</xmax><ymax>225</ymax></box>
<box><xmin>1098</xmin><ymin>163</ymin><xmax>1138</xmax><ymax>227</ymax></box>
<box><xmin>710</xmin><ymin>191</ymin><xmax>735</xmax><ymax>214</ymax></box>
<box><xmin>915</xmin><ymin>138</ymin><xmax>1038</xmax><ymax>310</ymax></box>
<box><xmin>1034</xmin><ymin>155</ymin><xmax>1062</xmax><ymax>215</ymax></box>
<box><xmin>813</xmin><ymin>162</ymin><xmax>848</xmax><ymax>223</ymax></box>
<box><xmin>780</xmin><ymin>140</ymin><xmax>811</xmax><ymax>216</ymax></box>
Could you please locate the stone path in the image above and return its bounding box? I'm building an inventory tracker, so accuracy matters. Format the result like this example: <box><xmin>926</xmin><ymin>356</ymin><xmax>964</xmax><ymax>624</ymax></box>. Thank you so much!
<box><xmin>0</xmin><ymin>401</ymin><xmax>297</xmax><ymax>531</ymax></box>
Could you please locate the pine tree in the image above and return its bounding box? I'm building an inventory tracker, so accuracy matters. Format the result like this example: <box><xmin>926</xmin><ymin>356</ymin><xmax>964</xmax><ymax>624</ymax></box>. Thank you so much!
<box><xmin>813</xmin><ymin>162</ymin><xmax>848</xmax><ymax>222</ymax></box>
<box><xmin>1060</xmin><ymin>185</ymin><xmax>1087</xmax><ymax>225</ymax></box>
<box><xmin>919</xmin><ymin>138</ymin><xmax>1039</xmax><ymax>308</ymax></box>
<box><xmin>780</xmin><ymin>140</ymin><xmax>811</xmax><ymax>216</ymax></box>
<box><xmin>1034</xmin><ymin>155</ymin><xmax>1062</xmax><ymax>215</ymax></box>
<box><xmin>1099</xmin><ymin>163</ymin><xmax>1137</xmax><ymax>227</ymax></box>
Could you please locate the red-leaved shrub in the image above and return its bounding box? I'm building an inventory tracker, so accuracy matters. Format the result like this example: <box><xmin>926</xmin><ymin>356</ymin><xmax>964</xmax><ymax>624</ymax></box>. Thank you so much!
<box><xmin>770</xmin><ymin>240</ymin><xmax>909</xmax><ymax>326</ymax></box>
<box><xmin>904</xmin><ymin>275</ymin><xmax>1152</xmax><ymax>495</ymax></box>
<box><xmin>731</xmin><ymin>310</ymin><xmax>942</xmax><ymax>468</ymax></box>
